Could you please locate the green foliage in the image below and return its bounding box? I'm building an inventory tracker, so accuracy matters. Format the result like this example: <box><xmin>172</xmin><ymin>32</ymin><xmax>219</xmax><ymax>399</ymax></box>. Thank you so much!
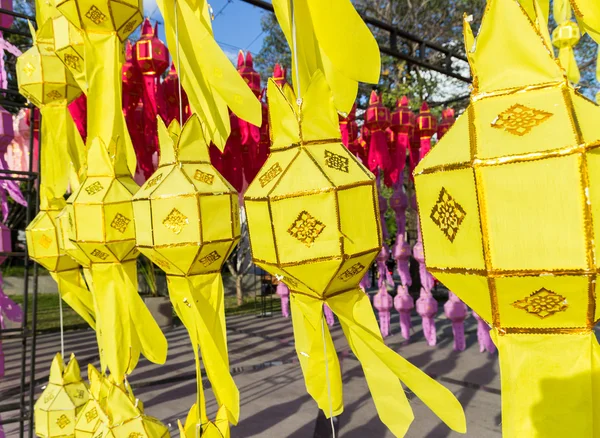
<box><xmin>253</xmin><ymin>12</ymin><xmax>291</xmax><ymax>82</ymax></box>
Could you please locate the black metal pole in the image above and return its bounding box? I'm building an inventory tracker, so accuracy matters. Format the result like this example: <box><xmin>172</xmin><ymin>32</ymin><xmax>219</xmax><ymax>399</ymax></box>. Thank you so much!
<box><xmin>27</xmin><ymin>107</ymin><xmax>40</xmax><ymax>438</ymax></box>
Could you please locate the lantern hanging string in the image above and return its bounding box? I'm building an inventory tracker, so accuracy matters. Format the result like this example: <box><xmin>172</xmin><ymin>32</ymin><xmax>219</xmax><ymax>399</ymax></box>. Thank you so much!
<box><xmin>174</xmin><ymin>0</ymin><xmax>184</xmax><ymax>126</ymax></box>
<box><xmin>288</xmin><ymin>0</ymin><xmax>335</xmax><ymax>435</ymax></box>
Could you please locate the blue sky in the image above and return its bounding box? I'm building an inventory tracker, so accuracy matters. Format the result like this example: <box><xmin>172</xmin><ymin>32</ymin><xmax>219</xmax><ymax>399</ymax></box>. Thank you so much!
<box><xmin>142</xmin><ymin>0</ymin><xmax>270</xmax><ymax>63</ymax></box>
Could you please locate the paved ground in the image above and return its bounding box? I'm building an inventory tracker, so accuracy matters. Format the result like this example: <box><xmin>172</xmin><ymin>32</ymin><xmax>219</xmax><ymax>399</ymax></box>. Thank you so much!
<box><xmin>1</xmin><ymin>309</ymin><xmax>501</xmax><ymax>437</ymax></box>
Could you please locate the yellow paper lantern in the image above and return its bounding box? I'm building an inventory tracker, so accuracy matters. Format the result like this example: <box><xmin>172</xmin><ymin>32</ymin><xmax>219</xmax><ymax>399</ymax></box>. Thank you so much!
<box><xmin>18</xmin><ymin>21</ymin><xmax>92</xmax><ymax>328</ymax></box>
<box><xmin>244</xmin><ymin>72</ymin><xmax>465</xmax><ymax>436</ymax></box>
<box><xmin>132</xmin><ymin>115</ymin><xmax>240</xmax><ymax>433</ymax></box>
<box><xmin>16</xmin><ymin>21</ymin><xmax>81</xmax><ymax>109</ymax></box>
<box><xmin>414</xmin><ymin>0</ymin><xmax>600</xmax><ymax>435</ymax></box>
<box><xmin>552</xmin><ymin>21</ymin><xmax>581</xmax><ymax>84</ymax></box>
<box><xmin>35</xmin><ymin>353</ymin><xmax>89</xmax><ymax>438</ymax></box>
<box><xmin>26</xmin><ymin>195</ymin><xmax>95</xmax><ymax>329</ymax></box>
<box><xmin>55</xmin><ymin>0</ymin><xmax>143</xmax><ymax>42</ymax></box>
<box><xmin>67</xmin><ymin>137</ymin><xmax>168</xmax><ymax>382</ymax></box>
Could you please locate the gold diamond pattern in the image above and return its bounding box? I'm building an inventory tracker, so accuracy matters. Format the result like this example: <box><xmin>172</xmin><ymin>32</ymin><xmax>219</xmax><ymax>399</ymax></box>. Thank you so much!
<box><xmin>163</xmin><ymin>208</ymin><xmax>188</xmax><ymax>234</ymax></box>
<box><xmin>63</xmin><ymin>54</ymin><xmax>81</xmax><ymax>72</ymax></box>
<box><xmin>128</xmin><ymin>433</ymin><xmax>144</xmax><ymax>438</ymax></box>
<box><xmin>512</xmin><ymin>288</ymin><xmax>568</xmax><ymax>319</ymax></box>
<box><xmin>338</xmin><ymin>263</ymin><xmax>366</xmax><ymax>282</ymax></box>
<box><xmin>123</xmin><ymin>20</ymin><xmax>137</xmax><ymax>33</ymax></box>
<box><xmin>56</xmin><ymin>414</ymin><xmax>70</xmax><ymax>429</ymax></box>
<box><xmin>85</xmin><ymin>407</ymin><xmax>98</xmax><ymax>423</ymax></box>
<box><xmin>39</xmin><ymin>234</ymin><xmax>53</xmax><ymax>249</ymax></box>
<box><xmin>146</xmin><ymin>173</ymin><xmax>163</xmax><ymax>188</ymax></box>
<box><xmin>259</xmin><ymin>162</ymin><xmax>282</xmax><ymax>187</ymax></box>
<box><xmin>90</xmin><ymin>249</ymin><xmax>109</xmax><ymax>260</ymax></box>
<box><xmin>198</xmin><ymin>251</ymin><xmax>221</xmax><ymax>267</ymax></box>
<box><xmin>85</xmin><ymin>181</ymin><xmax>104</xmax><ymax>195</ymax></box>
<box><xmin>287</xmin><ymin>211</ymin><xmax>326</xmax><ymax>247</ymax></box>
<box><xmin>430</xmin><ymin>187</ymin><xmax>466</xmax><ymax>243</ymax></box>
<box><xmin>74</xmin><ymin>389</ymin><xmax>85</xmax><ymax>399</ymax></box>
<box><xmin>110</xmin><ymin>213</ymin><xmax>131</xmax><ymax>234</ymax></box>
<box><xmin>324</xmin><ymin>150</ymin><xmax>349</xmax><ymax>173</ymax></box>
<box><xmin>46</xmin><ymin>90</ymin><xmax>62</xmax><ymax>100</ymax></box>
<box><xmin>491</xmin><ymin>104</ymin><xmax>553</xmax><ymax>136</ymax></box>
<box><xmin>194</xmin><ymin>170</ymin><xmax>214</xmax><ymax>185</ymax></box>
<box><xmin>85</xmin><ymin>5</ymin><xmax>107</xmax><ymax>24</ymax></box>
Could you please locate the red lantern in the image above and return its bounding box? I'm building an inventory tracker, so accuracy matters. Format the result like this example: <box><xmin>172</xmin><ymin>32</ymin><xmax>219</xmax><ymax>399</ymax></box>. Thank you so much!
<box><xmin>235</xmin><ymin>51</ymin><xmax>261</xmax><ymax>184</ymax></box>
<box><xmin>221</xmin><ymin>111</ymin><xmax>244</xmax><ymax>193</ymax></box>
<box><xmin>388</xmin><ymin>96</ymin><xmax>414</xmax><ymax>187</ymax></box>
<box><xmin>339</xmin><ymin>103</ymin><xmax>357</xmax><ymax>148</ymax></box>
<box><xmin>273</xmin><ymin>63</ymin><xmax>287</xmax><ymax>88</ymax></box>
<box><xmin>134</xmin><ymin>19</ymin><xmax>170</xmax><ymax>180</ymax></box>
<box><xmin>365</xmin><ymin>90</ymin><xmax>391</xmax><ymax>174</ymax></box>
<box><xmin>256</xmin><ymin>87</ymin><xmax>270</xmax><ymax>175</ymax></box>
<box><xmin>416</xmin><ymin>101</ymin><xmax>437</xmax><ymax>160</ymax></box>
<box><xmin>122</xmin><ymin>40</ymin><xmax>143</xmax><ymax>114</ymax></box>
<box><xmin>357</xmin><ymin>124</ymin><xmax>370</xmax><ymax>165</ymax></box>
<box><xmin>437</xmin><ymin>108</ymin><xmax>455</xmax><ymax>139</ymax></box>
<box><xmin>159</xmin><ymin>63</ymin><xmax>190</xmax><ymax>125</ymax></box>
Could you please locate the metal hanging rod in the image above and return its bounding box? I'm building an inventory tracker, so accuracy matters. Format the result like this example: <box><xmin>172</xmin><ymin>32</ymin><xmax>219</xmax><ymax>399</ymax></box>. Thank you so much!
<box><xmin>236</xmin><ymin>0</ymin><xmax>472</xmax><ymax>83</ymax></box>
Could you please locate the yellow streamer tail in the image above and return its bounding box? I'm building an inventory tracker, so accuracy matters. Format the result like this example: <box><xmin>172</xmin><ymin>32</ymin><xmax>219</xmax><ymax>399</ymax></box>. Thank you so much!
<box><xmin>322</xmin><ymin>289</ymin><xmax>467</xmax><ymax>436</ymax></box>
<box><xmin>50</xmin><ymin>270</ymin><xmax>95</xmax><ymax>330</ymax></box>
<box><xmin>83</xmin><ymin>32</ymin><xmax>136</xmax><ymax>174</ymax></box>
<box><xmin>39</xmin><ymin>106</ymin><xmax>71</xmax><ymax>200</ymax></box>
<box><xmin>558</xmin><ymin>47</ymin><xmax>581</xmax><ymax>84</ymax></box>
<box><xmin>90</xmin><ymin>262</ymin><xmax>167</xmax><ymax>382</ymax></box>
<box><xmin>168</xmin><ymin>273</ymin><xmax>239</xmax><ymax>426</ymax></box>
<box><xmin>290</xmin><ymin>293</ymin><xmax>343</xmax><ymax>417</ymax></box>
<box><xmin>494</xmin><ymin>331</ymin><xmax>600</xmax><ymax>437</ymax></box>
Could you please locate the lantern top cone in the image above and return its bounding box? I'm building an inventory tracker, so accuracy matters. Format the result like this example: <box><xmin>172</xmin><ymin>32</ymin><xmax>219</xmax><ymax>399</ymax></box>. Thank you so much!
<box><xmin>237</xmin><ymin>51</ymin><xmax>261</xmax><ymax>97</ymax></box>
<box><xmin>245</xmin><ymin>72</ymin><xmax>381</xmax><ymax>299</ymax></box>
<box><xmin>135</xmin><ymin>18</ymin><xmax>169</xmax><ymax>76</ymax></box>
<box><xmin>413</xmin><ymin>0</ymin><xmax>600</xmax><ymax>333</ymax></box>
<box><xmin>391</xmin><ymin>96</ymin><xmax>416</xmax><ymax>134</ymax></box>
<box><xmin>365</xmin><ymin>90</ymin><xmax>390</xmax><ymax>131</ymax></box>
<box><xmin>132</xmin><ymin>115</ymin><xmax>240</xmax><ymax>277</ymax></box>
<box><xmin>273</xmin><ymin>63</ymin><xmax>287</xmax><ymax>87</ymax></box>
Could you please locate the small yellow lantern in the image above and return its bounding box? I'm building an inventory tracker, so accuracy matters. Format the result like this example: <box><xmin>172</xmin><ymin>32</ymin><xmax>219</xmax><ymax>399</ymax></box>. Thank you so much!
<box><xmin>35</xmin><ymin>353</ymin><xmax>89</xmax><ymax>438</ymax></box>
<box><xmin>18</xmin><ymin>22</ymin><xmax>93</xmax><ymax>329</ymax></box>
<box><xmin>132</xmin><ymin>115</ymin><xmax>240</xmax><ymax>433</ymax></box>
<box><xmin>552</xmin><ymin>21</ymin><xmax>581</xmax><ymax>83</ymax></box>
<box><xmin>244</xmin><ymin>72</ymin><xmax>465</xmax><ymax>436</ymax></box>
<box><xmin>67</xmin><ymin>137</ymin><xmax>168</xmax><ymax>382</ymax></box>
<box><xmin>414</xmin><ymin>0</ymin><xmax>600</xmax><ymax>435</ymax></box>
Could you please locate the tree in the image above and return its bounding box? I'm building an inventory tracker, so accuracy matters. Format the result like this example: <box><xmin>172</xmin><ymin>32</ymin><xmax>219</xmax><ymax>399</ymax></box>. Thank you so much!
<box><xmin>225</xmin><ymin>206</ymin><xmax>253</xmax><ymax>306</ymax></box>
<box><xmin>255</xmin><ymin>0</ymin><xmax>599</xmax><ymax>110</ymax></box>
<box><xmin>253</xmin><ymin>12</ymin><xmax>292</xmax><ymax>82</ymax></box>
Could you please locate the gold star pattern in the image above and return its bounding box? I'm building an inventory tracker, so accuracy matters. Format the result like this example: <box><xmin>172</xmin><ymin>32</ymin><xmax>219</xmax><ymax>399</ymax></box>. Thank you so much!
<box><xmin>287</xmin><ymin>211</ymin><xmax>326</xmax><ymax>247</ymax></box>
<box><xmin>512</xmin><ymin>288</ymin><xmax>568</xmax><ymax>319</ymax></box>
<box><xmin>163</xmin><ymin>208</ymin><xmax>189</xmax><ymax>235</ymax></box>
<box><xmin>491</xmin><ymin>104</ymin><xmax>553</xmax><ymax>136</ymax></box>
